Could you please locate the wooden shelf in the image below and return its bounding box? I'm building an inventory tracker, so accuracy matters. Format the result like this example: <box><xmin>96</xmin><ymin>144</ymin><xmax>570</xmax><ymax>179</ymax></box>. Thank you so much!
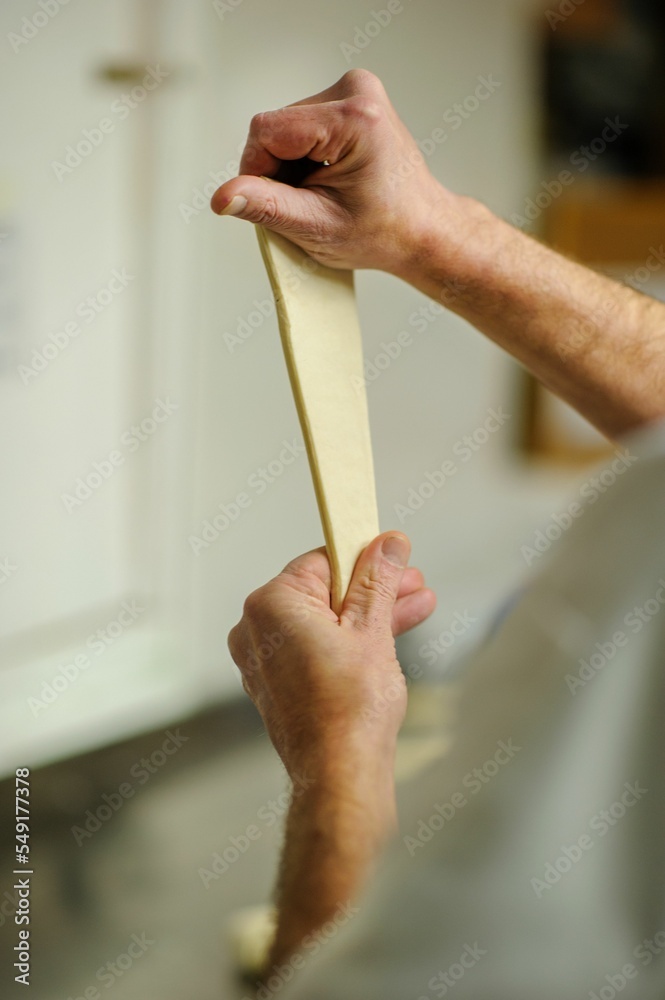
<box><xmin>545</xmin><ymin>181</ymin><xmax>665</xmax><ymax>265</ymax></box>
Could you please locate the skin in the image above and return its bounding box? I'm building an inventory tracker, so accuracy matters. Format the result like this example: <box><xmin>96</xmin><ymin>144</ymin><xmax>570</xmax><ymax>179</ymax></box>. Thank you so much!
<box><xmin>214</xmin><ymin>69</ymin><xmax>665</xmax><ymax>974</ymax></box>
<box><xmin>227</xmin><ymin>531</ymin><xmax>426</xmax><ymax>968</ymax></box>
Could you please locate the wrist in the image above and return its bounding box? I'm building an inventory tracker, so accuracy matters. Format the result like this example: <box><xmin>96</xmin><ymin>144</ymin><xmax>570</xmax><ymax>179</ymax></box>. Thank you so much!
<box><xmin>290</xmin><ymin>729</ymin><xmax>398</xmax><ymax>827</ymax></box>
<box><xmin>391</xmin><ymin>186</ymin><xmax>498</xmax><ymax>311</ymax></box>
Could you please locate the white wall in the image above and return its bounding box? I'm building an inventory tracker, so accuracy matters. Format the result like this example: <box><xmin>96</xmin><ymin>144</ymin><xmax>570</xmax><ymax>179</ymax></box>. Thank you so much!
<box><xmin>0</xmin><ymin>0</ymin><xmax>578</xmax><ymax>770</ymax></box>
<box><xmin>0</xmin><ymin>0</ymin><xmax>211</xmax><ymax>769</ymax></box>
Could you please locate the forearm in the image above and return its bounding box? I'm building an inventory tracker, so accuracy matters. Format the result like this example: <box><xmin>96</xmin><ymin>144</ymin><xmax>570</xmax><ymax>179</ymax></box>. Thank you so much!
<box><xmin>265</xmin><ymin>741</ymin><xmax>397</xmax><ymax>971</ymax></box>
<box><xmin>227</xmin><ymin>531</ymin><xmax>425</xmax><ymax>977</ymax></box>
<box><xmin>399</xmin><ymin>189</ymin><xmax>665</xmax><ymax>439</ymax></box>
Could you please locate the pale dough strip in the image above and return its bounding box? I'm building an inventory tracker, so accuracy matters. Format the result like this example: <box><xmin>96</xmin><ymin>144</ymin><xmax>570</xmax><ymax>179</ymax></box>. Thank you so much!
<box><xmin>256</xmin><ymin>226</ymin><xmax>380</xmax><ymax>615</ymax></box>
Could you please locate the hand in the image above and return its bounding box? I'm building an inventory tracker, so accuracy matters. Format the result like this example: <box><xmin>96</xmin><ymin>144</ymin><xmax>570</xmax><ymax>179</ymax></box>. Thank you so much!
<box><xmin>210</xmin><ymin>69</ymin><xmax>454</xmax><ymax>276</ymax></box>
<box><xmin>227</xmin><ymin>532</ymin><xmax>436</xmax><ymax>779</ymax></box>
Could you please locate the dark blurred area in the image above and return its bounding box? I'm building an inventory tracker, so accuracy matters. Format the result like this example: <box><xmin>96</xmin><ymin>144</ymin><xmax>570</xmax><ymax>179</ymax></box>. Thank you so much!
<box><xmin>544</xmin><ymin>0</ymin><xmax>665</xmax><ymax>177</ymax></box>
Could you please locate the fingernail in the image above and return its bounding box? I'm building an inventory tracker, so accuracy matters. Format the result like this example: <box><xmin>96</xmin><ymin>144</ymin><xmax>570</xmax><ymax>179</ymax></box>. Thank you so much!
<box><xmin>218</xmin><ymin>195</ymin><xmax>248</xmax><ymax>217</ymax></box>
<box><xmin>381</xmin><ymin>535</ymin><xmax>409</xmax><ymax>568</ymax></box>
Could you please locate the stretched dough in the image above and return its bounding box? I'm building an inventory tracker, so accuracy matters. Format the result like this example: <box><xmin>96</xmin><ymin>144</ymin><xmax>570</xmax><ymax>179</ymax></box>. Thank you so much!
<box><xmin>256</xmin><ymin>227</ymin><xmax>380</xmax><ymax>615</ymax></box>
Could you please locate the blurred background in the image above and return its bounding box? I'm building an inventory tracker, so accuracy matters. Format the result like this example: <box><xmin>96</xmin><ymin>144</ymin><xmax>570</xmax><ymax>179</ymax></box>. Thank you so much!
<box><xmin>1</xmin><ymin>0</ymin><xmax>664</xmax><ymax>996</ymax></box>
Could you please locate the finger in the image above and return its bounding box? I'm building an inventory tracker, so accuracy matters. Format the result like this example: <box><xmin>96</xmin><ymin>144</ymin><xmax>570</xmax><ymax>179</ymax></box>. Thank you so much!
<box><xmin>210</xmin><ymin>173</ymin><xmax>342</xmax><ymax>241</ymax></box>
<box><xmin>227</xmin><ymin>619</ymin><xmax>250</xmax><ymax>669</ymax></box>
<box><xmin>341</xmin><ymin>532</ymin><xmax>411</xmax><ymax>632</ymax></box>
<box><xmin>280</xmin><ymin>546</ymin><xmax>332</xmax><ymax>594</ymax></box>
<box><xmin>398</xmin><ymin>567</ymin><xmax>425</xmax><ymax>600</ymax></box>
<box><xmin>286</xmin><ymin>68</ymin><xmax>384</xmax><ymax>109</ymax></box>
<box><xmin>211</xmin><ymin>95</ymin><xmax>376</xmax><ymax>214</ymax></box>
<box><xmin>392</xmin><ymin>587</ymin><xmax>437</xmax><ymax>637</ymax></box>
<box><xmin>241</xmin><ymin>104</ymin><xmax>367</xmax><ymax>177</ymax></box>
<box><xmin>211</xmin><ymin>69</ymin><xmax>388</xmax><ymax>227</ymax></box>
<box><xmin>280</xmin><ymin>551</ymin><xmax>425</xmax><ymax>616</ymax></box>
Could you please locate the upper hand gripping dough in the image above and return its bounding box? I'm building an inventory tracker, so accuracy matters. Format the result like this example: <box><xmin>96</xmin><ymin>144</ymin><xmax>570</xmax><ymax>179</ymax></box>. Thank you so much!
<box><xmin>256</xmin><ymin>226</ymin><xmax>380</xmax><ymax>615</ymax></box>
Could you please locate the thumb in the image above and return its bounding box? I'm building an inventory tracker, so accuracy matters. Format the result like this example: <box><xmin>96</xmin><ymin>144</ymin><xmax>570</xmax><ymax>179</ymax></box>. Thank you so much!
<box><xmin>210</xmin><ymin>175</ymin><xmax>336</xmax><ymax>241</ymax></box>
<box><xmin>342</xmin><ymin>532</ymin><xmax>411</xmax><ymax>632</ymax></box>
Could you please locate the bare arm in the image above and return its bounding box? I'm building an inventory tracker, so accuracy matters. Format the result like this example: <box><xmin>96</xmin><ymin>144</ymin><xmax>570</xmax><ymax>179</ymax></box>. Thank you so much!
<box><xmin>267</xmin><ymin>743</ymin><xmax>396</xmax><ymax>969</ymax></box>
<box><xmin>227</xmin><ymin>535</ymin><xmax>434</xmax><ymax>973</ymax></box>
<box><xmin>401</xmin><ymin>190</ymin><xmax>665</xmax><ymax>438</ymax></box>
<box><xmin>213</xmin><ymin>69</ymin><xmax>665</xmax><ymax>440</ymax></box>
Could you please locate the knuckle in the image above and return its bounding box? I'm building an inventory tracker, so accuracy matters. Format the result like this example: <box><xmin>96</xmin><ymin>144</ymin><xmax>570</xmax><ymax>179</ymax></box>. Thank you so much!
<box><xmin>250</xmin><ymin>110</ymin><xmax>281</xmax><ymax>146</ymax></box>
<box><xmin>241</xmin><ymin>142</ymin><xmax>262</xmax><ymax>168</ymax></box>
<box><xmin>341</xmin><ymin>68</ymin><xmax>383</xmax><ymax>95</ymax></box>
<box><xmin>249</xmin><ymin>111</ymin><xmax>269</xmax><ymax>134</ymax></box>
<box><xmin>242</xmin><ymin>588</ymin><xmax>264</xmax><ymax>619</ymax></box>
<box><xmin>343</xmin><ymin>95</ymin><xmax>382</xmax><ymax>126</ymax></box>
<box><xmin>357</xmin><ymin>567</ymin><xmax>396</xmax><ymax>605</ymax></box>
<box><xmin>250</xmin><ymin>196</ymin><xmax>282</xmax><ymax>228</ymax></box>
<box><xmin>227</xmin><ymin>624</ymin><xmax>240</xmax><ymax>659</ymax></box>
